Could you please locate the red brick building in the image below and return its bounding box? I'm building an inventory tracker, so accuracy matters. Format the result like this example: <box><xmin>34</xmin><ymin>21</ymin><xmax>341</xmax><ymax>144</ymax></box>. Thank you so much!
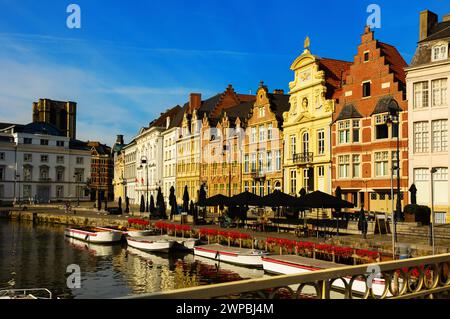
<box><xmin>331</xmin><ymin>27</ymin><xmax>409</xmax><ymax>214</ymax></box>
<box><xmin>87</xmin><ymin>141</ymin><xmax>114</xmax><ymax>201</ymax></box>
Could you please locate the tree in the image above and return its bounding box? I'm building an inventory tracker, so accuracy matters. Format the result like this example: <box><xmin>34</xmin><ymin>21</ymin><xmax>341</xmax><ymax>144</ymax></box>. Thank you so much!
<box><xmin>157</xmin><ymin>187</ymin><xmax>167</xmax><ymax>219</ymax></box>
<box><xmin>140</xmin><ymin>195</ymin><xmax>145</xmax><ymax>213</ymax></box>
<box><xmin>169</xmin><ymin>186</ymin><xmax>177</xmax><ymax>220</ymax></box>
<box><xmin>149</xmin><ymin>195</ymin><xmax>156</xmax><ymax>218</ymax></box>
<box><xmin>183</xmin><ymin>186</ymin><xmax>189</xmax><ymax>213</ymax></box>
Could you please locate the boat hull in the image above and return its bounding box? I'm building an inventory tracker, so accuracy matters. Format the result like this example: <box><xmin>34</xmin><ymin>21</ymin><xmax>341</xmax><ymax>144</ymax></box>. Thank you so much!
<box><xmin>64</xmin><ymin>228</ymin><xmax>122</xmax><ymax>243</ymax></box>
<box><xmin>126</xmin><ymin>237</ymin><xmax>174</xmax><ymax>253</ymax></box>
<box><xmin>194</xmin><ymin>245</ymin><xmax>267</xmax><ymax>267</ymax></box>
<box><xmin>262</xmin><ymin>257</ymin><xmax>390</xmax><ymax>297</ymax></box>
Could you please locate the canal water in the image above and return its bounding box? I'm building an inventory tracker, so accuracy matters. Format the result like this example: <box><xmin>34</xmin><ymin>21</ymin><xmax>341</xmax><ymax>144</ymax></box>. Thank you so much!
<box><xmin>0</xmin><ymin>220</ymin><xmax>266</xmax><ymax>299</ymax></box>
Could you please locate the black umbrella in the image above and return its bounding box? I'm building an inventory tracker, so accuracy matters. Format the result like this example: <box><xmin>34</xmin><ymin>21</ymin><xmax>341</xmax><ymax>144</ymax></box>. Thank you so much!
<box><xmin>295</xmin><ymin>191</ymin><xmax>354</xmax><ymax>238</ymax></box>
<box><xmin>260</xmin><ymin>190</ymin><xmax>300</xmax><ymax>207</ymax></box>
<box><xmin>202</xmin><ymin>194</ymin><xmax>231</xmax><ymax>207</ymax></box>
<box><xmin>295</xmin><ymin>191</ymin><xmax>354</xmax><ymax>209</ymax></box>
<box><xmin>230</xmin><ymin>191</ymin><xmax>263</xmax><ymax>206</ymax></box>
<box><xmin>118</xmin><ymin>196</ymin><xmax>123</xmax><ymax>214</ymax></box>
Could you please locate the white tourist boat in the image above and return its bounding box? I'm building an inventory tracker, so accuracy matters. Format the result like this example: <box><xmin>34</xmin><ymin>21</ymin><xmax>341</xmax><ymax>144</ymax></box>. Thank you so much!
<box><xmin>192</xmin><ymin>255</ymin><xmax>266</xmax><ymax>279</ymax></box>
<box><xmin>126</xmin><ymin>236</ymin><xmax>175</xmax><ymax>253</ymax></box>
<box><xmin>194</xmin><ymin>244</ymin><xmax>269</xmax><ymax>267</ymax></box>
<box><xmin>64</xmin><ymin>227</ymin><xmax>123</xmax><ymax>244</ymax></box>
<box><xmin>262</xmin><ymin>255</ymin><xmax>390</xmax><ymax>297</ymax></box>
<box><xmin>162</xmin><ymin>235</ymin><xmax>198</xmax><ymax>250</ymax></box>
<box><xmin>96</xmin><ymin>226</ymin><xmax>156</xmax><ymax>238</ymax></box>
<box><xmin>66</xmin><ymin>237</ymin><xmax>115</xmax><ymax>257</ymax></box>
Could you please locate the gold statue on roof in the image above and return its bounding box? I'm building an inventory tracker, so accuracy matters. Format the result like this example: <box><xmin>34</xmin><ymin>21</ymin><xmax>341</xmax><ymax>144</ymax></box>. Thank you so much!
<box><xmin>304</xmin><ymin>36</ymin><xmax>310</xmax><ymax>50</ymax></box>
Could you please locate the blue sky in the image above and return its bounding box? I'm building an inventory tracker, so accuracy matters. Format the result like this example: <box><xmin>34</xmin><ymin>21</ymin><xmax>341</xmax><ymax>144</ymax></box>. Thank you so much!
<box><xmin>0</xmin><ymin>0</ymin><xmax>449</xmax><ymax>145</ymax></box>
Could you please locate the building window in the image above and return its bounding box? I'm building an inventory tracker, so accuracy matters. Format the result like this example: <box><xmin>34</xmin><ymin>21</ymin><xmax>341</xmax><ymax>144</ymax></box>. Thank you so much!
<box><xmin>267</xmin><ymin>123</ymin><xmax>273</xmax><ymax>140</ymax></box>
<box><xmin>432</xmin><ymin>44</ymin><xmax>448</xmax><ymax>62</ymax></box>
<box><xmin>352</xmin><ymin>155</ymin><xmax>360</xmax><ymax>178</ymax></box>
<box><xmin>251</xmin><ymin>181</ymin><xmax>256</xmax><ymax>194</ymax></box>
<box><xmin>0</xmin><ymin>167</ymin><xmax>4</xmax><ymax>181</ymax></box>
<box><xmin>275</xmin><ymin>150</ymin><xmax>281</xmax><ymax>171</ymax></box>
<box><xmin>413</xmin><ymin>81</ymin><xmax>429</xmax><ymax>108</ymax></box>
<box><xmin>258</xmin><ymin>152</ymin><xmax>264</xmax><ymax>174</ymax></box>
<box><xmin>23</xmin><ymin>185</ymin><xmax>32</xmax><ymax>198</ymax></box>
<box><xmin>432</xmin><ymin>79</ymin><xmax>447</xmax><ymax>107</ymax></box>
<box><xmin>267</xmin><ymin>180</ymin><xmax>271</xmax><ymax>194</ymax></box>
<box><xmin>290</xmin><ymin>135</ymin><xmax>296</xmax><ymax>158</ymax></box>
<box><xmin>303</xmin><ymin>169</ymin><xmax>309</xmax><ymax>191</ymax></box>
<box><xmin>318</xmin><ymin>166</ymin><xmax>325</xmax><ymax>177</ymax></box>
<box><xmin>259</xmin><ymin>182</ymin><xmax>264</xmax><ymax>197</ymax></box>
<box><xmin>56</xmin><ymin>186</ymin><xmax>64</xmax><ymax>199</ymax></box>
<box><xmin>23</xmin><ymin>138</ymin><xmax>32</xmax><ymax>144</ymax></box>
<box><xmin>56</xmin><ymin>168</ymin><xmax>64</xmax><ymax>182</ymax></box>
<box><xmin>302</xmin><ymin>132</ymin><xmax>309</xmax><ymax>153</ymax></box>
<box><xmin>41</xmin><ymin>155</ymin><xmax>48</xmax><ymax>163</ymax></box>
<box><xmin>24</xmin><ymin>154</ymin><xmax>32</xmax><ymax>162</ymax></box>
<box><xmin>250</xmin><ymin>153</ymin><xmax>256</xmax><ymax>173</ymax></box>
<box><xmin>353</xmin><ymin>120</ymin><xmax>360</xmax><ymax>142</ymax></box>
<box><xmin>40</xmin><ymin>139</ymin><xmax>49</xmax><ymax>146</ymax></box>
<box><xmin>266</xmin><ymin>151</ymin><xmax>273</xmax><ymax>172</ymax></box>
<box><xmin>0</xmin><ymin>152</ymin><xmax>4</xmax><ymax>160</ymax></box>
<box><xmin>317</xmin><ymin>129</ymin><xmax>325</xmax><ymax>155</ymax></box>
<box><xmin>259</xmin><ymin>125</ymin><xmax>265</xmax><ymax>142</ymax></box>
<box><xmin>414</xmin><ymin>121</ymin><xmax>429</xmax><ymax>153</ymax></box>
<box><xmin>375</xmin><ymin>114</ymin><xmax>389</xmax><ymax>139</ymax></box>
<box><xmin>290</xmin><ymin>170</ymin><xmax>297</xmax><ymax>194</ymax></box>
<box><xmin>338</xmin><ymin>120</ymin><xmax>350</xmax><ymax>144</ymax></box>
<box><xmin>363</xmin><ymin>51</ymin><xmax>370</xmax><ymax>62</ymax></box>
<box><xmin>76</xmin><ymin>157</ymin><xmax>84</xmax><ymax>165</ymax></box>
<box><xmin>259</xmin><ymin>106</ymin><xmax>265</xmax><ymax>117</ymax></box>
<box><xmin>23</xmin><ymin>166</ymin><xmax>32</xmax><ymax>181</ymax></box>
<box><xmin>39</xmin><ymin>167</ymin><xmax>49</xmax><ymax>180</ymax></box>
<box><xmin>432</xmin><ymin>120</ymin><xmax>448</xmax><ymax>152</ymax></box>
<box><xmin>362</xmin><ymin>82</ymin><xmax>371</xmax><ymax>97</ymax></box>
<box><xmin>250</xmin><ymin>127</ymin><xmax>256</xmax><ymax>143</ymax></box>
<box><xmin>244</xmin><ymin>181</ymin><xmax>249</xmax><ymax>192</ymax></box>
<box><xmin>374</xmin><ymin>151</ymin><xmax>389</xmax><ymax>177</ymax></box>
<box><xmin>57</xmin><ymin>156</ymin><xmax>64</xmax><ymax>164</ymax></box>
<box><xmin>57</xmin><ymin>141</ymin><xmax>65</xmax><ymax>147</ymax></box>
<box><xmin>338</xmin><ymin>155</ymin><xmax>350</xmax><ymax>179</ymax></box>
<box><xmin>244</xmin><ymin>155</ymin><xmax>249</xmax><ymax>173</ymax></box>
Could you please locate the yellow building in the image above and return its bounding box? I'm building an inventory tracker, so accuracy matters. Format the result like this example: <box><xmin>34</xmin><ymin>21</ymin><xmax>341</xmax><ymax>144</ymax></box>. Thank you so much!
<box><xmin>113</xmin><ymin>151</ymin><xmax>125</xmax><ymax>201</ymax></box>
<box><xmin>283</xmin><ymin>38</ymin><xmax>351</xmax><ymax>195</ymax></box>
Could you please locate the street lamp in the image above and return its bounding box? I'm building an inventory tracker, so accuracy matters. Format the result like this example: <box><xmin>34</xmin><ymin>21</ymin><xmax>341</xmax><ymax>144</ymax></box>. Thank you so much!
<box><xmin>387</xmin><ymin>100</ymin><xmax>402</xmax><ymax>258</ymax></box>
<box><xmin>430</xmin><ymin>167</ymin><xmax>437</xmax><ymax>254</ymax></box>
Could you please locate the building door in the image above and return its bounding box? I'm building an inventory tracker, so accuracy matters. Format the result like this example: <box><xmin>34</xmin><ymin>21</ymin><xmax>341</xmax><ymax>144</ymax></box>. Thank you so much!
<box><xmin>37</xmin><ymin>186</ymin><xmax>50</xmax><ymax>203</ymax></box>
<box><xmin>308</xmin><ymin>167</ymin><xmax>314</xmax><ymax>192</ymax></box>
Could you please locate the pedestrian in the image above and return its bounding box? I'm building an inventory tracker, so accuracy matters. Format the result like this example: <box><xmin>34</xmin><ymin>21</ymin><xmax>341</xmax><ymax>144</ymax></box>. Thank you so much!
<box><xmin>358</xmin><ymin>208</ymin><xmax>368</xmax><ymax>239</ymax></box>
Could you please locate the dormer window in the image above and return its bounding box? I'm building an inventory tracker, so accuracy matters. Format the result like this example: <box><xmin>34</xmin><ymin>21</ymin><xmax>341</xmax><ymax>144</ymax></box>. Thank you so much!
<box><xmin>363</xmin><ymin>51</ymin><xmax>370</xmax><ymax>62</ymax></box>
<box><xmin>432</xmin><ymin>44</ymin><xmax>448</xmax><ymax>62</ymax></box>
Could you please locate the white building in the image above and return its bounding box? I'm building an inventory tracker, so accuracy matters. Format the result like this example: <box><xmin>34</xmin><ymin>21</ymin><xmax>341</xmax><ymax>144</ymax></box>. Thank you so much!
<box><xmin>123</xmin><ymin>106</ymin><xmax>181</xmax><ymax>207</ymax></box>
<box><xmin>0</xmin><ymin>122</ymin><xmax>91</xmax><ymax>204</ymax></box>
<box><xmin>162</xmin><ymin>106</ymin><xmax>183</xmax><ymax>204</ymax></box>
<box><xmin>406</xmin><ymin>10</ymin><xmax>450</xmax><ymax>223</ymax></box>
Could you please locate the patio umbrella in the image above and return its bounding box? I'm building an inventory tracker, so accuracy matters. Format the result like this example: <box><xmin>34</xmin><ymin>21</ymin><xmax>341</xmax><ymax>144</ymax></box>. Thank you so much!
<box><xmin>409</xmin><ymin>184</ymin><xmax>417</xmax><ymax>205</ymax></box>
<box><xmin>202</xmin><ymin>194</ymin><xmax>231</xmax><ymax>207</ymax></box>
<box><xmin>295</xmin><ymin>191</ymin><xmax>354</xmax><ymax>238</ymax></box>
<box><xmin>169</xmin><ymin>186</ymin><xmax>177</xmax><ymax>220</ymax></box>
<box><xmin>261</xmin><ymin>190</ymin><xmax>303</xmax><ymax>233</ymax></box>
<box><xmin>118</xmin><ymin>197</ymin><xmax>123</xmax><ymax>214</ymax></box>
<box><xmin>182</xmin><ymin>186</ymin><xmax>189</xmax><ymax>213</ymax></box>
<box><xmin>230</xmin><ymin>191</ymin><xmax>263</xmax><ymax>207</ymax></box>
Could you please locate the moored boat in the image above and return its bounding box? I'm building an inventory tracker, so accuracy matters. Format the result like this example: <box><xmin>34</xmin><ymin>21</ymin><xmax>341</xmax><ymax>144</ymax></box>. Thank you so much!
<box><xmin>64</xmin><ymin>226</ymin><xmax>123</xmax><ymax>244</ymax></box>
<box><xmin>262</xmin><ymin>255</ymin><xmax>390</xmax><ymax>297</ymax></box>
<box><xmin>0</xmin><ymin>288</ymin><xmax>53</xmax><ymax>299</ymax></box>
<box><xmin>96</xmin><ymin>226</ymin><xmax>156</xmax><ymax>238</ymax></box>
<box><xmin>194</xmin><ymin>244</ymin><xmax>268</xmax><ymax>267</ymax></box>
<box><xmin>126</xmin><ymin>236</ymin><xmax>175</xmax><ymax>253</ymax></box>
<box><xmin>161</xmin><ymin>235</ymin><xmax>198</xmax><ymax>250</ymax></box>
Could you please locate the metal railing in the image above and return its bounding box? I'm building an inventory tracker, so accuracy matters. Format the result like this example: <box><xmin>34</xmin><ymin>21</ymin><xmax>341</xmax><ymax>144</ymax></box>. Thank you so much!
<box><xmin>293</xmin><ymin>152</ymin><xmax>314</xmax><ymax>164</ymax></box>
<box><xmin>120</xmin><ymin>253</ymin><xmax>450</xmax><ymax>299</ymax></box>
<box><xmin>0</xmin><ymin>288</ymin><xmax>53</xmax><ymax>299</ymax></box>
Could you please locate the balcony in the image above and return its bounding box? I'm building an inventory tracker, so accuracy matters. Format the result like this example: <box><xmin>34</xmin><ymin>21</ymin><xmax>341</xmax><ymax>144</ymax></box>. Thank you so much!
<box><xmin>293</xmin><ymin>152</ymin><xmax>314</xmax><ymax>164</ymax></box>
<box><xmin>251</xmin><ymin>171</ymin><xmax>266</xmax><ymax>180</ymax></box>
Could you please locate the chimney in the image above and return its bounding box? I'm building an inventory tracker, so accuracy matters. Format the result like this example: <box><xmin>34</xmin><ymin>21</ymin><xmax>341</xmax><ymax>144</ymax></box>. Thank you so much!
<box><xmin>443</xmin><ymin>14</ymin><xmax>450</xmax><ymax>22</ymax></box>
<box><xmin>189</xmin><ymin>93</ymin><xmax>201</xmax><ymax>112</ymax></box>
<box><xmin>166</xmin><ymin>116</ymin><xmax>170</xmax><ymax>129</ymax></box>
<box><xmin>419</xmin><ymin>10</ymin><xmax>438</xmax><ymax>41</ymax></box>
<box><xmin>116</xmin><ymin>135</ymin><xmax>124</xmax><ymax>145</ymax></box>
<box><xmin>273</xmin><ymin>89</ymin><xmax>284</xmax><ymax>95</ymax></box>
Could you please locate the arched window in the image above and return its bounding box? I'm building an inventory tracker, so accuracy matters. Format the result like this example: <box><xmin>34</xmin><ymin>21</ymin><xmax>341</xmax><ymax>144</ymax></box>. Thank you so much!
<box><xmin>302</xmin><ymin>132</ymin><xmax>309</xmax><ymax>154</ymax></box>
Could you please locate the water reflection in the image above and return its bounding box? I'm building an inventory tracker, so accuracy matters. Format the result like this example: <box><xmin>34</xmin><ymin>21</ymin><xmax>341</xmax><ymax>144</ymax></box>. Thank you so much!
<box><xmin>0</xmin><ymin>220</ymin><xmax>265</xmax><ymax>299</ymax></box>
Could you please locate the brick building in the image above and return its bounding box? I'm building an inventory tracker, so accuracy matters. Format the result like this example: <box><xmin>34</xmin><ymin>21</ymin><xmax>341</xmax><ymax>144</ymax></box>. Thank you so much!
<box><xmin>331</xmin><ymin>26</ymin><xmax>409</xmax><ymax>214</ymax></box>
<box><xmin>87</xmin><ymin>141</ymin><xmax>114</xmax><ymax>201</ymax></box>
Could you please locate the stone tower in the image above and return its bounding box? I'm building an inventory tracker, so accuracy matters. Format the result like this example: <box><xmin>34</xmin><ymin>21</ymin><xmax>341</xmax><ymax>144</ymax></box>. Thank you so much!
<box><xmin>32</xmin><ymin>99</ymin><xmax>77</xmax><ymax>139</ymax></box>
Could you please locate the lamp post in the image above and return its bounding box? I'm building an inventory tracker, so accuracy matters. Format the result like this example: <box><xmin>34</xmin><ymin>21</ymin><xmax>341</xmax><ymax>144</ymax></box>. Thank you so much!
<box><xmin>73</xmin><ymin>172</ymin><xmax>80</xmax><ymax>207</ymax></box>
<box><xmin>430</xmin><ymin>167</ymin><xmax>437</xmax><ymax>254</ymax></box>
<box><xmin>387</xmin><ymin>101</ymin><xmax>401</xmax><ymax>258</ymax></box>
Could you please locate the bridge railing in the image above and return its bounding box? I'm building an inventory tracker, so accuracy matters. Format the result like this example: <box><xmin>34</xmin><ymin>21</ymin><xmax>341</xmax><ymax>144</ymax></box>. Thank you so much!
<box><xmin>119</xmin><ymin>253</ymin><xmax>450</xmax><ymax>299</ymax></box>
